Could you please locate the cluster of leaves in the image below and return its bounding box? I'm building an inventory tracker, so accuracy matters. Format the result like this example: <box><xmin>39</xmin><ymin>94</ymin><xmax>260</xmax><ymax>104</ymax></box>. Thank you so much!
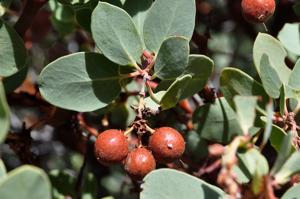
<box><xmin>1</xmin><ymin>0</ymin><xmax>300</xmax><ymax>198</ymax></box>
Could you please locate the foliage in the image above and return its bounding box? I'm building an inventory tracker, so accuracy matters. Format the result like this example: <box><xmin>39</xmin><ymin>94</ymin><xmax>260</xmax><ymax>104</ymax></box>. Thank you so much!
<box><xmin>0</xmin><ymin>0</ymin><xmax>300</xmax><ymax>198</ymax></box>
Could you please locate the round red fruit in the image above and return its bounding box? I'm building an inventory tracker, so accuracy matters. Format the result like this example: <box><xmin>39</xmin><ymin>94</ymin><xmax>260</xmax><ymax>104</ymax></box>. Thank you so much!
<box><xmin>94</xmin><ymin>129</ymin><xmax>128</xmax><ymax>165</ymax></box>
<box><xmin>241</xmin><ymin>0</ymin><xmax>275</xmax><ymax>23</ymax></box>
<box><xmin>149</xmin><ymin>127</ymin><xmax>185</xmax><ymax>163</ymax></box>
<box><xmin>124</xmin><ymin>147</ymin><xmax>156</xmax><ymax>180</ymax></box>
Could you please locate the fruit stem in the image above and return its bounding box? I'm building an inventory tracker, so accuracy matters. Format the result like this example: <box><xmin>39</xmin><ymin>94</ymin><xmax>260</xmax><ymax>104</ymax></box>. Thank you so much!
<box><xmin>137</xmin><ymin>75</ymin><xmax>149</xmax><ymax>119</ymax></box>
<box><xmin>146</xmin><ymin>81</ymin><xmax>160</xmax><ymax>105</ymax></box>
<box><xmin>124</xmin><ymin>126</ymin><xmax>134</xmax><ymax>136</ymax></box>
<box><xmin>262</xmin><ymin>23</ymin><xmax>268</xmax><ymax>32</ymax></box>
<box><xmin>120</xmin><ymin>70</ymin><xmax>141</xmax><ymax>79</ymax></box>
<box><xmin>145</xmin><ymin>124</ymin><xmax>155</xmax><ymax>134</ymax></box>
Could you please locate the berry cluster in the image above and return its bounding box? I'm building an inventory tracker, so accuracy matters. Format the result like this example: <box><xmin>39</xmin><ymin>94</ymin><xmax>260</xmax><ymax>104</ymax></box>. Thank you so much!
<box><xmin>94</xmin><ymin>127</ymin><xmax>185</xmax><ymax>180</ymax></box>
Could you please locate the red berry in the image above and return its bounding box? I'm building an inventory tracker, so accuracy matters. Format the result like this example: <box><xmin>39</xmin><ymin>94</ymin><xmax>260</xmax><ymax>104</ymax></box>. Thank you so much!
<box><xmin>149</xmin><ymin>127</ymin><xmax>185</xmax><ymax>163</ymax></box>
<box><xmin>124</xmin><ymin>148</ymin><xmax>156</xmax><ymax>180</ymax></box>
<box><xmin>241</xmin><ymin>0</ymin><xmax>275</xmax><ymax>23</ymax></box>
<box><xmin>94</xmin><ymin>129</ymin><xmax>128</xmax><ymax>165</ymax></box>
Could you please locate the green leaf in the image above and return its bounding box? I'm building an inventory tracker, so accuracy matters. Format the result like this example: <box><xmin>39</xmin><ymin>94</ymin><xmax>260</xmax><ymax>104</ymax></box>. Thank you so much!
<box><xmin>0</xmin><ymin>0</ymin><xmax>12</xmax><ymax>16</ymax></box>
<box><xmin>91</xmin><ymin>2</ymin><xmax>143</xmax><ymax>66</ymax></box>
<box><xmin>220</xmin><ymin>68</ymin><xmax>269</xmax><ymax>114</ymax></box>
<box><xmin>259</xmin><ymin>54</ymin><xmax>282</xmax><ymax>98</ymax></box>
<box><xmin>143</xmin><ymin>0</ymin><xmax>195</xmax><ymax>52</ymax></box>
<box><xmin>108</xmin><ymin>102</ymin><xmax>129</xmax><ymax>129</ymax></box>
<box><xmin>233</xmin><ymin>165</ymin><xmax>250</xmax><ymax>184</ymax></box>
<box><xmin>38</xmin><ymin>52</ymin><xmax>121</xmax><ymax>112</ymax></box>
<box><xmin>234</xmin><ymin>149</ymin><xmax>269</xmax><ymax>194</ymax></box>
<box><xmin>261</xmin><ymin>101</ymin><xmax>274</xmax><ymax>147</ymax></box>
<box><xmin>233</xmin><ymin>96</ymin><xmax>257</xmax><ymax>134</ymax></box>
<box><xmin>288</xmin><ymin>59</ymin><xmax>300</xmax><ymax>90</ymax></box>
<box><xmin>0</xmin><ymin>82</ymin><xmax>9</xmax><ymax>143</ymax></box>
<box><xmin>181</xmin><ymin>55</ymin><xmax>214</xmax><ymax>99</ymax></box>
<box><xmin>49</xmin><ymin>0</ymin><xmax>75</xmax><ymax>23</ymax></box>
<box><xmin>185</xmin><ymin>131</ymin><xmax>208</xmax><ymax>162</ymax></box>
<box><xmin>0</xmin><ymin>165</ymin><xmax>51</xmax><ymax>199</ymax></box>
<box><xmin>193</xmin><ymin>97</ymin><xmax>243</xmax><ymax>143</ymax></box>
<box><xmin>253</xmin><ymin>33</ymin><xmax>290</xmax><ymax>84</ymax></box>
<box><xmin>271</xmin><ymin>132</ymin><xmax>293</xmax><ymax>176</ymax></box>
<box><xmin>75</xmin><ymin>8</ymin><xmax>92</xmax><ymax>32</ymax></box>
<box><xmin>237</xmin><ymin>148</ymin><xmax>269</xmax><ymax>178</ymax></box>
<box><xmin>155</xmin><ymin>54</ymin><xmax>213</xmax><ymax>99</ymax></box>
<box><xmin>279</xmin><ymin>86</ymin><xmax>286</xmax><ymax>116</ymax></box>
<box><xmin>285</xmin><ymin>59</ymin><xmax>300</xmax><ymax>101</ymax></box>
<box><xmin>278</xmin><ymin>23</ymin><xmax>300</xmax><ymax>55</ymax></box>
<box><xmin>141</xmin><ymin>169</ymin><xmax>227</xmax><ymax>199</ymax></box>
<box><xmin>3</xmin><ymin>65</ymin><xmax>28</xmax><ymax>93</ymax></box>
<box><xmin>0</xmin><ymin>159</ymin><xmax>6</xmax><ymax>181</ymax></box>
<box><xmin>123</xmin><ymin>0</ymin><xmax>152</xmax><ymax>43</ymax></box>
<box><xmin>0</xmin><ymin>19</ymin><xmax>27</xmax><ymax>77</ymax></box>
<box><xmin>282</xmin><ymin>183</ymin><xmax>300</xmax><ymax>199</ymax></box>
<box><xmin>50</xmin><ymin>15</ymin><xmax>75</xmax><ymax>36</ymax></box>
<box><xmin>274</xmin><ymin>151</ymin><xmax>300</xmax><ymax>184</ymax></box>
<box><xmin>260</xmin><ymin>116</ymin><xmax>287</xmax><ymax>152</ymax></box>
<box><xmin>49</xmin><ymin>169</ymin><xmax>97</xmax><ymax>199</ymax></box>
<box><xmin>144</xmin><ymin>91</ymin><xmax>166</xmax><ymax>112</ymax></box>
<box><xmin>160</xmin><ymin>74</ymin><xmax>191</xmax><ymax>110</ymax></box>
<box><xmin>153</xmin><ymin>36</ymin><xmax>189</xmax><ymax>80</ymax></box>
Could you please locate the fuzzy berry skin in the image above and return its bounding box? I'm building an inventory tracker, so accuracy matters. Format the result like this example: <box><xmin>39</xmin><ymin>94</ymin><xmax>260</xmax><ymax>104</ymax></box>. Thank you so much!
<box><xmin>94</xmin><ymin>129</ymin><xmax>128</xmax><ymax>165</ymax></box>
<box><xmin>241</xmin><ymin>0</ymin><xmax>275</xmax><ymax>23</ymax></box>
<box><xmin>149</xmin><ymin>127</ymin><xmax>185</xmax><ymax>163</ymax></box>
<box><xmin>124</xmin><ymin>148</ymin><xmax>156</xmax><ymax>180</ymax></box>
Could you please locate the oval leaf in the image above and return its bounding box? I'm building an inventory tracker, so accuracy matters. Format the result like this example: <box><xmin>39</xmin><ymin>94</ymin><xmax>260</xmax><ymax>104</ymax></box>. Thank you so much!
<box><xmin>181</xmin><ymin>54</ymin><xmax>214</xmax><ymax>99</ymax></box>
<box><xmin>253</xmin><ymin>33</ymin><xmax>290</xmax><ymax>84</ymax></box>
<box><xmin>141</xmin><ymin>169</ymin><xmax>227</xmax><ymax>199</ymax></box>
<box><xmin>155</xmin><ymin>54</ymin><xmax>213</xmax><ymax>99</ymax></box>
<box><xmin>39</xmin><ymin>52</ymin><xmax>121</xmax><ymax>112</ymax></box>
<box><xmin>0</xmin><ymin>19</ymin><xmax>27</xmax><ymax>77</ymax></box>
<box><xmin>220</xmin><ymin>68</ymin><xmax>269</xmax><ymax>114</ymax></box>
<box><xmin>123</xmin><ymin>0</ymin><xmax>152</xmax><ymax>43</ymax></box>
<box><xmin>154</xmin><ymin>36</ymin><xmax>189</xmax><ymax>80</ymax></box>
<box><xmin>274</xmin><ymin>151</ymin><xmax>300</xmax><ymax>184</ymax></box>
<box><xmin>278</xmin><ymin>23</ymin><xmax>300</xmax><ymax>55</ymax></box>
<box><xmin>0</xmin><ymin>165</ymin><xmax>51</xmax><ymax>199</ymax></box>
<box><xmin>282</xmin><ymin>183</ymin><xmax>300</xmax><ymax>199</ymax></box>
<box><xmin>143</xmin><ymin>0</ymin><xmax>195</xmax><ymax>52</ymax></box>
<box><xmin>91</xmin><ymin>2</ymin><xmax>143</xmax><ymax>66</ymax></box>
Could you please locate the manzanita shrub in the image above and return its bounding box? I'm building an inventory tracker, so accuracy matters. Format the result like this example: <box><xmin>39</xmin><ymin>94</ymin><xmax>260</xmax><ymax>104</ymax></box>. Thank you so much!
<box><xmin>1</xmin><ymin>0</ymin><xmax>300</xmax><ymax>198</ymax></box>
